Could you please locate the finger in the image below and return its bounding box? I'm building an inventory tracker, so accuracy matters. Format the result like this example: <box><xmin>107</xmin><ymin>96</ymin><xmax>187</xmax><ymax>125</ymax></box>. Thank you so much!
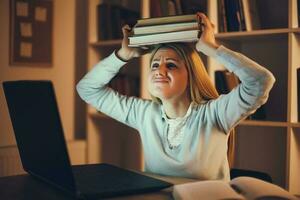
<box><xmin>122</xmin><ymin>24</ymin><xmax>132</xmax><ymax>36</ymax></box>
<box><xmin>197</xmin><ymin>13</ymin><xmax>213</xmax><ymax>29</ymax></box>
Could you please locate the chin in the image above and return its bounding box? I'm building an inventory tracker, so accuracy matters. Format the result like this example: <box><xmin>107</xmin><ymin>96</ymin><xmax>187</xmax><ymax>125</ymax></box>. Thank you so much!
<box><xmin>149</xmin><ymin>90</ymin><xmax>163</xmax><ymax>99</ymax></box>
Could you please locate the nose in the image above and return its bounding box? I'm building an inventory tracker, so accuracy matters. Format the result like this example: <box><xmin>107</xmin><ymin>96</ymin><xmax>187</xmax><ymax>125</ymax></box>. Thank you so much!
<box><xmin>155</xmin><ymin>64</ymin><xmax>167</xmax><ymax>77</ymax></box>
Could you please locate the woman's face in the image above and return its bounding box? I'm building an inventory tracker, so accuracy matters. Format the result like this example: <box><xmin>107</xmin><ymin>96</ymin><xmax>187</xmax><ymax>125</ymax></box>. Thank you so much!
<box><xmin>148</xmin><ymin>48</ymin><xmax>189</xmax><ymax>102</ymax></box>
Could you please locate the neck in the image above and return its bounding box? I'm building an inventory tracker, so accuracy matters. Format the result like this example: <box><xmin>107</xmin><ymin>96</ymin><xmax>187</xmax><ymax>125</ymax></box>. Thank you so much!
<box><xmin>162</xmin><ymin>97</ymin><xmax>191</xmax><ymax>119</ymax></box>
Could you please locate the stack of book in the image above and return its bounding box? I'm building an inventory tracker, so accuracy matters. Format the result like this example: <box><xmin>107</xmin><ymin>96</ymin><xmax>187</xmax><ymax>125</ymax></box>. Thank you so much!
<box><xmin>128</xmin><ymin>14</ymin><xmax>201</xmax><ymax>47</ymax></box>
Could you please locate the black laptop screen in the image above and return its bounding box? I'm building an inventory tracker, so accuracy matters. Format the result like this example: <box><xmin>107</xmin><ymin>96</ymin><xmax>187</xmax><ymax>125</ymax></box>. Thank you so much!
<box><xmin>3</xmin><ymin>81</ymin><xmax>77</xmax><ymax>193</ymax></box>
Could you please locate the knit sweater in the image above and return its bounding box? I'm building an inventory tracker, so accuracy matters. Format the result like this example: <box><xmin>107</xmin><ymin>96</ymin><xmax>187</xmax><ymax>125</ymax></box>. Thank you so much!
<box><xmin>76</xmin><ymin>45</ymin><xmax>275</xmax><ymax>181</ymax></box>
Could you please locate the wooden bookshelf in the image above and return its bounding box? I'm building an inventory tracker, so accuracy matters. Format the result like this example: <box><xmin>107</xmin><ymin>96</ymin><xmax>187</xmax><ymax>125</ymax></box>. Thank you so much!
<box><xmin>86</xmin><ymin>0</ymin><xmax>300</xmax><ymax>195</ymax></box>
<box><xmin>90</xmin><ymin>40</ymin><xmax>122</xmax><ymax>47</ymax></box>
<box><xmin>208</xmin><ymin>0</ymin><xmax>300</xmax><ymax>195</ymax></box>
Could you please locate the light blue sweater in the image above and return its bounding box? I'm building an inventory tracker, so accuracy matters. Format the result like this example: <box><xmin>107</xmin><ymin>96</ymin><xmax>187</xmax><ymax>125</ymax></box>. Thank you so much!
<box><xmin>76</xmin><ymin>46</ymin><xmax>275</xmax><ymax>181</ymax></box>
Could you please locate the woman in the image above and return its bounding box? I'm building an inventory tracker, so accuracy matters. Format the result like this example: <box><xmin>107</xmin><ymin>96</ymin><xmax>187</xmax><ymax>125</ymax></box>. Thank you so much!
<box><xmin>77</xmin><ymin>13</ymin><xmax>275</xmax><ymax>181</ymax></box>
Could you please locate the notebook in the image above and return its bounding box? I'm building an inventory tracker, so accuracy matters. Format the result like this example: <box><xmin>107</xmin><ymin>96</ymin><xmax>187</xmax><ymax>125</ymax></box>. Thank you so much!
<box><xmin>2</xmin><ymin>80</ymin><xmax>173</xmax><ymax>199</ymax></box>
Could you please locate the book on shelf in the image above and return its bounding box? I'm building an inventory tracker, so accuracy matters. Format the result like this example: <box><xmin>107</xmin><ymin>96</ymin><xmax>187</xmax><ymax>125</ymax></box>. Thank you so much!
<box><xmin>224</xmin><ymin>0</ymin><xmax>246</xmax><ymax>32</ymax></box>
<box><xmin>218</xmin><ymin>0</ymin><xmax>228</xmax><ymax>32</ymax></box>
<box><xmin>242</xmin><ymin>0</ymin><xmax>261</xmax><ymax>31</ymax></box>
<box><xmin>173</xmin><ymin>176</ymin><xmax>298</xmax><ymax>200</ymax></box>
<box><xmin>97</xmin><ymin>3</ymin><xmax>140</xmax><ymax>40</ymax></box>
<box><xmin>180</xmin><ymin>0</ymin><xmax>207</xmax><ymax>15</ymax></box>
<box><xmin>150</xmin><ymin>0</ymin><xmax>206</xmax><ymax>17</ymax></box>
<box><xmin>129</xmin><ymin>14</ymin><xmax>200</xmax><ymax>47</ymax></box>
<box><xmin>219</xmin><ymin>0</ymin><xmax>259</xmax><ymax>32</ymax></box>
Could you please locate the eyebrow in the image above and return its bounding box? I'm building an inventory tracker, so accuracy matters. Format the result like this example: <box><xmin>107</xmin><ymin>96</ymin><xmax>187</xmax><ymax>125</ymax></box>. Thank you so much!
<box><xmin>152</xmin><ymin>58</ymin><xmax>179</xmax><ymax>62</ymax></box>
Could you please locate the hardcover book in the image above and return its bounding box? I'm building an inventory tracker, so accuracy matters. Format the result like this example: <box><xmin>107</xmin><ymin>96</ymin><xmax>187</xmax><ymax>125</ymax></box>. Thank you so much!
<box><xmin>128</xmin><ymin>30</ymin><xmax>200</xmax><ymax>47</ymax></box>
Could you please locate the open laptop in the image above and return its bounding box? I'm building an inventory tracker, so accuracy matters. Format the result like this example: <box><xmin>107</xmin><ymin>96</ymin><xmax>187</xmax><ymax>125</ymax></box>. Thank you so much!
<box><xmin>2</xmin><ymin>80</ymin><xmax>172</xmax><ymax>199</ymax></box>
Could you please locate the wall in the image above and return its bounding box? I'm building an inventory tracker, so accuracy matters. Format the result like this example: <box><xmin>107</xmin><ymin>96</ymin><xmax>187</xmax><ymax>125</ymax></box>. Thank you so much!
<box><xmin>0</xmin><ymin>0</ymin><xmax>87</xmax><ymax>175</ymax></box>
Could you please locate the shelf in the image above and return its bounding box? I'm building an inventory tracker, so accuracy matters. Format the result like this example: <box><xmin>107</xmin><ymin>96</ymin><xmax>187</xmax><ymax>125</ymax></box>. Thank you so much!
<box><xmin>90</xmin><ymin>39</ymin><xmax>122</xmax><ymax>47</ymax></box>
<box><xmin>239</xmin><ymin>120</ymin><xmax>288</xmax><ymax>127</ymax></box>
<box><xmin>291</xmin><ymin>123</ymin><xmax>300</xmax><ymax>128</ymax></box>
<box><xmin>216</xmin><ymin>28</ymin><xmax>300</xmax><ymax>40</ymax></box>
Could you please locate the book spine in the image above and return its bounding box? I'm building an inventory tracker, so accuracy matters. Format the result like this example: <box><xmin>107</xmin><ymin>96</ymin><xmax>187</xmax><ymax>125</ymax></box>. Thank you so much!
<box><xmin>237</xmin><ymin>0</ymin><xmax>246</xmax><ymax>31</ymax></box>
<box><xmin>111</xmin><ymin>5</ymin><xmax>122</xmax><ymax>39</ymax></box>
<box><xmin>218</xmin><ymin>0</ymin><xmax>228</xmax><ymax>32</ymax></box>
<box><xmin>218</xmin><ymin>0</ymin><xmax>224</xmax><ymax>32</ymax></box>
<box><xmin>224</xmin><ymin>0</ymin><xmax>240</xmax><ymax>32</ymax></box>
<box><xmin>173</xmin><ymin>0</ymin><xmax>183</xmax><ymax>15</ymax></box>
<box><xmin>248</xmin><ymin>0</ymin><xmax>261</xmax><ymax>30</ymax></box>
<box><xmin>242</xmin><ymin>0</ymin><xmax>252</xmax><ymax>31</ymax></box>
<box><xmin>150</xmin><ymin>0</ymin><xmax>162</xmax><ymax>17</ymax></box>
<box><xmin>97</xmin><ymin>4</ymin><xmax>112</xmax><ymax>40</ymax></box>
<box><xmin>167</xmin><ymin>0</ymin><xmax>176</xmax><ymax>16</ymax></box>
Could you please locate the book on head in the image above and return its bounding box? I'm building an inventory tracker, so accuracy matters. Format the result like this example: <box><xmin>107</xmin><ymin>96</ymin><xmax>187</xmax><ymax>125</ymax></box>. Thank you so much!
<box><xmin>128</xmin><ymin>30</ymin><xmax>200</xmax><ymax>47</ymax></box>
<box><xmin>129</xmin><ymin>14</ymin><xmax>201</xmax><ymax>47</ymax></box>
<box><xmin>135</xmin><ymin>14</ymin><xmax>197</xmax><ymax>27</ymax></box>
<box><xmin>133</xmin><ymin>21</ymin><xmax>199</xmax><ymax>35</ymax></box>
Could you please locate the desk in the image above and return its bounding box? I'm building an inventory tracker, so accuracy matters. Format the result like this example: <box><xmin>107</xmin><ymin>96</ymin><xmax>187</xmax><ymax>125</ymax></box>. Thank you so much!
<box><xmin>0</xmin><ymin>173</ymin><xmax>196</xmax><ymax>200</ymax></box>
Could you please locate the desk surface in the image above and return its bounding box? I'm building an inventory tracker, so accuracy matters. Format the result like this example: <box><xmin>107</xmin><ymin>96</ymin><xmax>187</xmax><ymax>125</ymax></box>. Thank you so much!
<box><xmin>0</xmin><ymin>173</ymin><xmax>196</xmax><ymax>200</ymax></box>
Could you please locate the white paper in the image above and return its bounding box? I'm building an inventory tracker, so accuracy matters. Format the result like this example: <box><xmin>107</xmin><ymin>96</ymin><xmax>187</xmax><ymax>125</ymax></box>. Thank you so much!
<box><xmin>20</xmin><ymin>23</ymin><xmax>32</xmax><ymax>37</ymax></box>
<box><xmin>16</xmin><ymin>2</ymin><xmax>28</xmax><ymax>17</ymax></box>
<box><xmin>20</xmin><ymin>42</ymin><xmax>32</xmax><ymax>58</ymax></box>
<box><xmin>35</xmin><ymin>6</ymin><xmax>47</xmax><ymax>22</ymax></box>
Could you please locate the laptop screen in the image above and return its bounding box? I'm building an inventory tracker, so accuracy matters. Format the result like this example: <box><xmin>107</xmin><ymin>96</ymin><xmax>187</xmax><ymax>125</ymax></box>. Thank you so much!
<box><xmin>3</xmin><ymin>80</ymin><xmax>77</xmax><ymax>194</ymax></box>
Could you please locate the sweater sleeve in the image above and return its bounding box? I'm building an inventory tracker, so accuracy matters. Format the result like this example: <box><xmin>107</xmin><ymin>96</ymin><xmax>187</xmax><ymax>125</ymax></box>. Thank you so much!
<box><xmin>76</xmin><ymin>51</ymin><xmax>149</xmax><ymax>130</ymax></box>
<box><xmin>209</xmin><ymin>46</ymin><xmax>276</xmax><ymax>133</ymax></box>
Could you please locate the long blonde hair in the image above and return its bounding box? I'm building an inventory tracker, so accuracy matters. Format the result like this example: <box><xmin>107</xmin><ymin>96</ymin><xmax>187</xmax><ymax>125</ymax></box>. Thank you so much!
<box><xmin>149</xmin><ymin>43</ymin><xmax>235</xmax><ymax>167</ymax></box>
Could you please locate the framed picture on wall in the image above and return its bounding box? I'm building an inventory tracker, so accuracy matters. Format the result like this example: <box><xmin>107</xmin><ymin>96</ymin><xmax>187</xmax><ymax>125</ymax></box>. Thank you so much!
<box><xmin>9</xmin><ymin>0</ymin><xmax>53</xmax><ymax>66</ymax></box>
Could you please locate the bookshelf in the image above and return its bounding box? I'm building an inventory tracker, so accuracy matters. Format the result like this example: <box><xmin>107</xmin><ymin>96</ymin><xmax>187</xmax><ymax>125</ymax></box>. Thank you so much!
<box><xmin>207</xmin><ymin>0</ymin><xmax>300</xmax><ymax>195</ymax></box>
<box><xmin>86</xmin><ymin>0</ymin><xmax>300</xmax><ymax>195</ymax></box>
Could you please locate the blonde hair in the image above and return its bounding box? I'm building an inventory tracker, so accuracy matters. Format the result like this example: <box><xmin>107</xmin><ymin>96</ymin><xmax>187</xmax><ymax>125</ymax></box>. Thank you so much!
<box><xmin>149</xmin><ymin>43</ymin><xmax>235</xmax><ymax>167</ymax></box>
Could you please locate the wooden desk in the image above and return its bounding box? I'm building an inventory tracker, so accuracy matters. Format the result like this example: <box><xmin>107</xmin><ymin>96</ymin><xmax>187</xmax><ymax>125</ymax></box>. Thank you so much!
<box><xmin>0</xmin><ymin>173</ymin><xmax>196</xmax><ymax>200</ymax></box>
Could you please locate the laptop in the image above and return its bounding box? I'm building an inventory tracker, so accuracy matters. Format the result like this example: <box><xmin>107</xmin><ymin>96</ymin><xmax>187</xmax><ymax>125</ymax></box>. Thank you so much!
<box><xmin>2</xmin><ymin>80</ymin><xmax>173</xmax><ymax>199</ymax></box>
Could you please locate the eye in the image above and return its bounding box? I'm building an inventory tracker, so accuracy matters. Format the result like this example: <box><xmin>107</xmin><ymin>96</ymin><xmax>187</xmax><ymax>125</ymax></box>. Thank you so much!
<box><xmin>151</xmin><ymin>63</ymin><xmax>159</xmax><ymax>69</ymax></box>
<box><xmin>166</xmin><ymin>63</ymin><xmax>177</xmax><ymax>69</ymax></box>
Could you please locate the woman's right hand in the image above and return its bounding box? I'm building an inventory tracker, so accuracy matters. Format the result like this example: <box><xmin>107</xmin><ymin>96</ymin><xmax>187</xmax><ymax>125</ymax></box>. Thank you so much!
<box><xmin>117</xmin><ymin>25</ymin><xmax>150</xmax><ymax>61</ymax></box>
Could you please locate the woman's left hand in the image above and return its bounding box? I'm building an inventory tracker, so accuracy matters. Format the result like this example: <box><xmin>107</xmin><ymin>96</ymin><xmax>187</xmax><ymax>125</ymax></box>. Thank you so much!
<box><xmin>195</xmin><ymin>13</ymin><xmax>220</xmax><ymax>56</ymax></box>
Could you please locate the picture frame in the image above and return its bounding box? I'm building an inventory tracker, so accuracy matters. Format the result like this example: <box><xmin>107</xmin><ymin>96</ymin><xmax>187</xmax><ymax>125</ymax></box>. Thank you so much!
<box><xmin>9</xmin><ymin>0</ymin><xmax>53</xmax><ymax>66</ymax></box>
